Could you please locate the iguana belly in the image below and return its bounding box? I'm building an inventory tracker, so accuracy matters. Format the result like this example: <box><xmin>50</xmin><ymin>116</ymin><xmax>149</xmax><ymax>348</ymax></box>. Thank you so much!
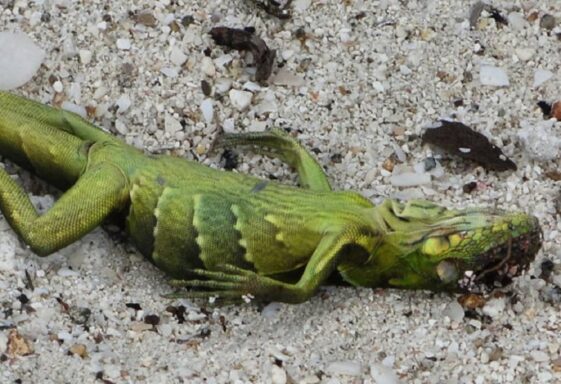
<box><xmin>125</xmin><ymin>160</ymin><xmax>325</xmax><ymax>278</ymax></box>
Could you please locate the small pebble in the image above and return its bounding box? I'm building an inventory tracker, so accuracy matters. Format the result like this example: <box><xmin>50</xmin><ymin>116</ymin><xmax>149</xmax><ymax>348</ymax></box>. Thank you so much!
<box><xmin>514</xmin><ymin>48</ymin><xmax>534</xmax><ymax>61</ymax></box>
<box><xmin>200</xmin><ymin>98</ymin><xmax>214</xmax><ymax>123</ymax></box>
<box><xmin>229</xmin><ymin>89</ymin><xmax>253</xmax><ymax>111</ymax></box>
<box><xmin>540</xmin><ymin>14</ymin><xmax>556</xmax><ymax>31</ymax></box>
<box><xmin>164</xmin><ymin>114</ymin><xmax>183</xmax><ymax>134</ymax></box>
<box><xmin>390</xmin><ymin>172</ymin><xmax>431</xmax><ymax>187</ymax></box>
<box><xmin>482</xmin><ymin>297</ymin><xmax>505</xmax><ymax>318</ymax></box>
<box><xmin>170</xmin><ymin>47</ymin><xmax>187</xmax><ymax>66</ymax></box>
<box><xmin>325</xmin><ymin>360</ymin><xmax>362</xmax><ymax>376</ymax></box>
<box><xmin>78</xmin><ymin>49</ymin><xmax>92</xmax><ymax>64</ymax></box>
<box><xmin>480</xmin><ymin>66</ymin><xmax>509</xmax><ymax>87</ymax></box>
<box><xmin>116</xmin><ymin>94</ymin><xmax>132</xmax><ymax>112</ymax></box>
<box><xmin>271</xmin><ymin>365</ymin><xmax>287</xmax><ymax>384</ymax></box>
<box><xmin>201</xmin><ymin>56</ymin><xmax>216</xmax><ymax>77</ymax></box>
<box><xmin>69</xmin><ymin>343</ymin><xmax>88</xmax><ymax>358</ymax></box>
<box><xmin>116</xmin><ymin>38</ymin><xmax>131</xmax><ymax>50</ymax></box>
<box><xmin>533</xmin><ymin>69</ymin><xmax>553</xmax><ymax>88</ymax></box>
<box><xmin>443</xmin><ymin>301</ymin><xmax>465</xmax><ymax>322</ymax></box>
<box><xmin>531</xmin><ymin>350</ymin><xmax>549</xmax><ymax>363</ymax></box>
<box><xmin>370</xmin><ymin>363</ymin><xmax>399</xmax><ymax>384</ymax></box>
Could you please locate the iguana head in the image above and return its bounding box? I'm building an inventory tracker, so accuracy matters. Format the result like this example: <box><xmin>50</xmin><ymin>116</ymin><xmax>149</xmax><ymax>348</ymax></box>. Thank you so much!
<box><xmin>339</xmin><ymin>199</ymin><xmax>542</xmax><ymax>293</ymax></box>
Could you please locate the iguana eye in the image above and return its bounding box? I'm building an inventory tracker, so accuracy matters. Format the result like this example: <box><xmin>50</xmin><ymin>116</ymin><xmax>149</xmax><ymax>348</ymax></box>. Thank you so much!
<box><xmin>421</xmin><ymin>236</ymin><xmax>450</xmax><ymax>256</ymax></box>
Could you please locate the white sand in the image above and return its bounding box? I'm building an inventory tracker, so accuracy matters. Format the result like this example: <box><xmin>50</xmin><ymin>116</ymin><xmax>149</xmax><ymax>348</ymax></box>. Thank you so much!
<box><xmin>1</xmin><ymin>0</ymin><xmax>560</xmax><ymax>382</ymax></box>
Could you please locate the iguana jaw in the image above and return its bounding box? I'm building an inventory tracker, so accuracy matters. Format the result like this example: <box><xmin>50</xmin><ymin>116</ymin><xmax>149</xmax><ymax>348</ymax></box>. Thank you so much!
<box><xmin>452</xmin><ymin>224</ymin><xmax>542</xmax><ymax>293</ymax></box>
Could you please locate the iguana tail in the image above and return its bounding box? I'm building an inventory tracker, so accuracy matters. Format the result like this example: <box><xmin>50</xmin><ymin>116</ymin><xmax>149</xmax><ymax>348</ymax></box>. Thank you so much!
<box><xmin>0</xmin><ymin>91</ymin><xmax>119</xmax><ymax>189</ymax></box>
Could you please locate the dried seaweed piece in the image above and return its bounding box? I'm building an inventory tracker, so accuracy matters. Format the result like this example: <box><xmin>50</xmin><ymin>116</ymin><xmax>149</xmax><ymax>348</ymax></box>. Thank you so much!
<box><xmin>422</xmin><ymin>120</ymin><xmax>517</xmax><ymax>172</ymax></box>
<box><xmin>210</xmin><ymin>26</ymin><xmax>276</xmax><ymax>82</ymax></box>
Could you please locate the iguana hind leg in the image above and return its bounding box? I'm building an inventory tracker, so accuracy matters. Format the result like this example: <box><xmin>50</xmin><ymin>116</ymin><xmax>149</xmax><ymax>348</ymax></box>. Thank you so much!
<box><xmin>166</xmin><ymin>229</ymin><xmax>373</xmax><ymax>304</ymax></box>
<box><xmin>0</xmin><ymin>163</ymin><xmax>128</xmax><ymax>256</ymax></box>
<box><xmin>215</xmin><ymin>128</ymin><xmax>331</xmax><ymax>191</ymax></box>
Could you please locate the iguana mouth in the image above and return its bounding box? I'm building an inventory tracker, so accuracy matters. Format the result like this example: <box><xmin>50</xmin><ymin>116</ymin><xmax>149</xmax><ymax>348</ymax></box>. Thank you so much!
<box><xmin>457</xmin><ymin>227</ymin><xmax>543</xmax><ymax>293</ymax></box>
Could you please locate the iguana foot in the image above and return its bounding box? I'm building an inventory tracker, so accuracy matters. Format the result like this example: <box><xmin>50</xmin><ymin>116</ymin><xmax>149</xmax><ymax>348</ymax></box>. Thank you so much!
<box><xmin>165</xmin><ymin>264</ymin><xmax>300</xmax><ymax>304</ymax></box>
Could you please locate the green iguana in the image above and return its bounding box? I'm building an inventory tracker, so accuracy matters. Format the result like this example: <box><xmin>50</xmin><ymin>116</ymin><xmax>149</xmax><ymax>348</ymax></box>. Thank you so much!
<box><xmin>0</xmin><ymin>91</ymin><xmax>542</xmax><ymax>303</ymax></box>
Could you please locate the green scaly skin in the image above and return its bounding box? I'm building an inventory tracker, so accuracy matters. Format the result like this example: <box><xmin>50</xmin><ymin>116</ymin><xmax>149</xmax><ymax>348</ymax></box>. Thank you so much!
<box><xmin>0</xmin><ymin>91</ymin><xmax>542</xmax><ymax>304</ymax></box>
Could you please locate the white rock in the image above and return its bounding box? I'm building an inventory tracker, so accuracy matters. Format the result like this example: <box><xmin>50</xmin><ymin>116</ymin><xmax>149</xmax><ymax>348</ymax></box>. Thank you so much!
<box><xmin>443</xmin><ymin>301</ymin><xmax>465</xmax><ymax>322</ymax></box>
<box><xmin>0</xmin><ymin>330</ymin><xmax>8</xmax><ymax>352</ymax></box>
<box><xmin>249</xmin><ymin>120</ymin><xmax>267</xmax><ymax>132</ymax></box>
<box><xmin>57</xmin><ymin>331</ymin><xmax>73</xmax><ymax>342</ymax></box>
<box><xmin>164</xmin><ymin>113</ymin><xmax>183</xmax><ymax>134</ymax></box>
<box><xmin>114</xmin><ymin>119</ymin><xmax>128</xmax><ymax>135</ymax></box>
<box><xmin>270</xmin><ymin>69</ymin><xmax>305</xmax><ymax>87</ymax></box>
<box><xmin>200</xmin><ymin>98</ymin><xmax>214</xmax><ymax>124</ymax></box>
<box><xmin>0</xmin><ymin>31</ymin><xmax>46</xmax><ymax>90</ymax></box>
<box><xmin>518</xmin><ymin>120</ymin><xmax>561</xmax><ymax>161</ymax></box>
<box><xmin>51</xmin><ymin>80</ymin><xmax>63</xmax><ymax>93</ymax></box>
<box><xmin>116</xmin><ymin>38</ymin><xmax>131</xmax><ymax>50</ymax></box>
<box><xmin>229</xmin><ymin>89</ymin><xmax>253</xmax><ymax>111</ymax></box>
<box><xmin>243</xmin><ymin>81</ymin><xmax>261</xmax><ymax>92</ymax></box>
<box><xmin>62</xmin><ymin>37</ymin><xmax>78</xmax><ymax>58</ymax></box>
<box><xmin>215</xmin><ymin>78</ymin><xmax>232</xmax><ymax>94</ymax></box>
<box><xmin>61</xmin><ymin>101</ymin><xmax>87</xmax><ymax>118</ymax></box>
<box><xmin>508</xmin><ymin>12</ymin><xmax>527</xmax><ymax>30</ymax></box>
<box><xmin>479</xmin><ymin>66</ymin><xmax>509</xmax><ymax>87</ymax></box>
<box><xmin>160</xmin><ymin>67</ymin><xmax>179</xmax><ymax>78</ymax></box>
<box><xmin>93</xmin><ymin>86</ymin><xmax>107</xmax><ymax>99</ymax></box>
<box><xmin>533</xmin><ymin>69</ymin><xmax>553</xmax><ymax>88</ymax></box>
<box><xmin>482</xmin><ymin>297</ymin><xmax>506</xmax><ymax>318</ymax></box>
<box><xmin>271</xmin><ymin>365</ymin><xmax>287</xmax><ymax>384</ymax></box>
<box><xmin>325</xmin><ymin>360</ymin><xmax>362</xmax><ymax>376</ymax></box>
<box><xmin>514</xmin><ymin>48</ymin><xmax>534</xmax><ymax>62</ymax></box>
<box><xmin>0</xmin><ymin>232</ymin><xmax>18</xmax><ymax>271</ymax></box>
<box><xmin>57</xmin><ymin>267</ymin><xmax>79</xmax><ymax>277</ymax></box>
<box><xmin>201</xmin><ymin>56</ymin><xmax>216</xmax><ymax>77</ymax></box>
<box><xmin>116</xmin><ymin>94</ymin><xmax>132</xmax><ymax>113</ymax></box>
<box><xmin>372</xmin><ymin>81</ymin><xmax>385</xmax><ymax>92</ymax></box>
<box><xmin>255</xmin><ymin>100</ymin><xmax>277</xmax><ymax>115</ymax></box>
<box><xmin>222</xmin><ymin>118</ymin><xmax>235</xmax><ymax>133</ymax></box>
<box><xmin>29</xmin><ymin>11</ymin><xmax>42</xmax><ymax>26</ymax></box>
<box><xmin>68</xmin><ymin>82</ymin><xmax>81</xmax><ymax>101</ymax></box>
<box><xmin>262</xmin><ymin>302</ymin><xmax>282</xmax><ymax>319</ymax></box>
<box><xmin>293</xmin><ymin>0</ymin><xmax>312</xmax><ymax>12</ymax></box>
<box><xmin>214</xmin><ymin>54</ymin><xmax>233</xmax><ymax>69</ymax></box>
<box><xmin>530</xmin><ymin>350</ymin><xmax>549</xmax><ymax>362</ymax></box>
<box><xmin>79</xmin><ymin>49</ymin><xmax>92</xmax><ymax>64</ymax></box>
<box><xmin>170</xmin><ymin>47</ymin><xmax>187</xmax><ymax>66</ymax></box>
<box><xmin>370</xmin><ymin>363</ymin><xmax>399</xmax><ymax>384</ymax></box>
<box><xmin>390</xmin><ymin>172</ymin><xmax>431</xmax><ymax>187</ymax></box>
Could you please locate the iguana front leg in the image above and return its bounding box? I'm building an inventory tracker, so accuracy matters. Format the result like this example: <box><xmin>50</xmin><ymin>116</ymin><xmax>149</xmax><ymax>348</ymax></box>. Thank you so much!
<box><xmin>216</xmin><ymin>128</ymin><xmax>332</xmax><ymax>191</ymax></box>
<box><xmin>167</xmin><ymin>227</ymin><xmax>378</xmax><ymax>304</ymax></box>
<box><xmin>0</xmin><ymin>164</ymin><xmax>128</xmax><ymax>256</ymax></box>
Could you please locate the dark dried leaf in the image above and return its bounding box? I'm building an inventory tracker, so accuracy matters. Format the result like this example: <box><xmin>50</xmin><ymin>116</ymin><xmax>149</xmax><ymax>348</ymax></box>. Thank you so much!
<box><xmin>247</xmin><ymin>0</ymin><xmax>292</xmax><ymax>19</ymax></box>
<box><xmin>422</xmin><ymin>120</ymin><xmax>517</xmax><ymax>172</ymax></box>
<box><xmin>463</xmin><ymin>181</ymin><xmax>477</xmax><ymax>194</ymax></box>
<box><xmin>209</xmin><ymin>26</ymin><xmax>276</xmax><ymax>82</ymax></box>
<box><xmin>545</xmin><ymin>170</ymin><xmax>561</xmax><ymax>181</ymax></box>
<box><xmin>144</xmin><ymin>314</ymin><xmax>160</xmax><ymax>326</ymax></box>
<box><xmin>537</xmin><ymin>101</ymin><xmax>552</xmax><ymax>117</ymax></box>
<box><xmin>539</xmin><ymin>259</ymin><xmax>555</xmax><ymax>281</ymax></box>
